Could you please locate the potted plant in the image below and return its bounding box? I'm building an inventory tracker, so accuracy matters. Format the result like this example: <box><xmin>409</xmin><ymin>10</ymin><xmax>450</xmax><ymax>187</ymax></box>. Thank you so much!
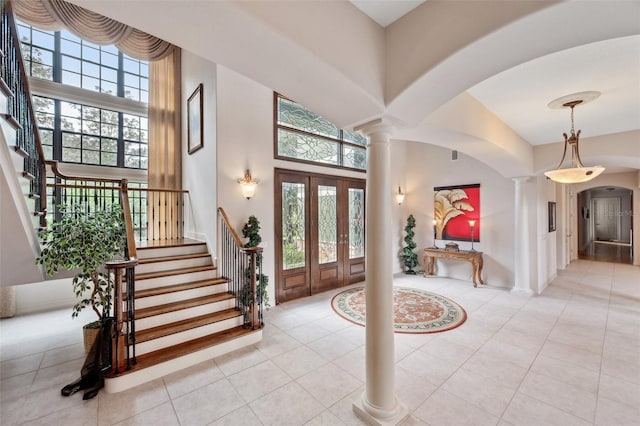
<box><xmin>36</xmin><ymin>204</ymin><xmax>126</xmax><ymax>352</ymax></box>
<box><xmin>241</xmin><ymin>215</ymin><xmax>270</xmax><ymax>310</ymax></box>
<box><xmin>400</xmin><ymin>214</ymin><xmax>418</xmax><ymax>274</ymax></box>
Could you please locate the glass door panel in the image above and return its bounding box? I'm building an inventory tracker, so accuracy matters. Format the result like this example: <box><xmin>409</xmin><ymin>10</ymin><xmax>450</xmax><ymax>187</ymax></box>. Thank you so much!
<box><xmin>348</xmin><ymin>188</ymin><xmax>365</xmax><ymax>259</ymax></box>
<box><xmin>282</xmin><ymin>182</ymin><xmax>306</xmax><ymax>270</ymax></box>
<box><xmin>318</xmin><ymin>185</ymin><xmax>337</xmax><ymax>264</ymax></box>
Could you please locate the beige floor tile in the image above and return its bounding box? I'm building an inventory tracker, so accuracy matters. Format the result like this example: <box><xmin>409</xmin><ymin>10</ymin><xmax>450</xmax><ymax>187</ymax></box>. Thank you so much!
<box><xmin>305</xmin><ymin>410</ymin><xmax>347</xmax><ymax>426</ymax></box>
<box><xmin>442</xmin><ymin>367</ymin><xmax>517</xmax><ymax>416</ymax></box>
<box><xmin>420</xmin><ymin>336</ymin><xmax>476</xmax><ymax>366</ymax></box>
<box><xmin>213</xmin><ymin>345</ymin><xmax>267</xmax><ymax>377</ymax></box>
<box><xmin>502</xmin><ymin>392</ymin><xmax>592</xmax><ymax>426</ymax></box>
<box><xmin>22</xmin><ymin>396</ymin><xmax>98</xmax><ymax>426</ymax></box>
<box><xmin>399</xmin><ymin>414</ymin><xmax>429</xmax><ymax>426</ymax></box>
<box><xmin>255</xmin><ymin>329</ymin><xmax>302</xmax><ymax>358</ymax></box>
<box><xmin>250</xmin><ymin>381</ymin><xmax>324</xmax><ymax>425</ymax></box>
<box><xmin>285</xmin><ymin>322</ymin><xmax>332</xmax><ymax>344</ymax></box>
<box><xmin>0</xmin><ymin>353</ymin><xmax>43</xmax><ymax>380</ymax></box>
<box><xmin>538</xmin><ymin>340</ymin><xmax>602</xmax><ymax>372</ymax></box>
<box><xmin>327</xmin><ymin>387</ymin><xmax>368</xmax><ymax>426</ymax></box>
<box><xmin>598</xmin><ymin>373</ymin><xmax>640</xmax><ymax>408</ymax></box>
<box><xmin>477</xmin><ymin>339</ymin><xmax>538</xmax><ymax>369</ymax></box>
<box><xmin>461</xmin><ymin>351</ymin><xmax>528</xmax><ymax>389</ymax></box>
<box><xmin>39</xmin><ymin>343</ymin><xmax>85</xmax><ymax>369</ymax></box>
<box><xmin>601</xmin><ymin>353</ymin><xmax>640</xmax><ymax>385</ymax></box>
<box><xmin>210</xmin><ymin>405</ymin><xmax>263</xmax><ymax>426</ymax></box>
<box><xmin>162</xmin><ymin>359</ymin><xmax>224</xmax><ymax>399</ymax></box>
<box><xmin>113</xmin><ymin>401</ymin><xmax>178</xmax><ymax>426</ymax></box>
<box><xmin>332</xmin><ymin>347</ymin><xmax>366</xmax><ymax>382</ymax></box>
<box><xmin>97</xmin><ymin>379</ymin><xmax>170</xmax><ymax>426</ymax></box>
<box><xmin>296</xmin><ymin>362</ymin><xmax>362</xmax><ymax>408</ymax></box>
<box><xmin>397</xmin><ymin>349</ymin><xmax>459</xmax><ymax>387</ymax></box>
<box><xmin>530</xmin><ymin>354</ymin><xmax>600</xmax><ymax>393</ymax></box>
<box><xmin>272</xmin><ymin>345</ymin><xmax>330</xmax><ymax>379</ymax></box>
<box><xmin>395</xmin><ymin>365</ymin><xmax>437</xmax><ymax>411</ymax></box>
<box><xmin>413</xmin><ymin>388</ymin><xmax>499</xmax><ymax>426</ymax></box>
<box><xmin>595</xmin><ymin>395</ymin><xmax>640</xmax><ymax>426</ymax></box>
<box><xmin>307</xmin><ymin>333</ymin><xmax>359</xmax><ymax>361</ymax></box>
<box><xmin>30</xmin><ymin>357</ymin><xmax>84</xmax><ymax>392</ymax></box>
<box><xmin>518</xmin><ymin>371</ymin><xmax>597</xmax><ymax>422</ymax></box>
<box><xmin>0</xmin><ymin>370</ymin><xmax>35</xmax><ymax>402</ymax></box>
<box><xmin>228</xmin><ymin>359</ymin><xmax>291</xmax><ymax>403</ymax></box>
<box><xmin>171</xmin><ymin>378</ymin><xmax>244</xmax><ymax>426</ymax></box>
<box><xmin>21</xmin><ymin>382</ymin><xmax>92</xmax><ymax>423</ymax></box>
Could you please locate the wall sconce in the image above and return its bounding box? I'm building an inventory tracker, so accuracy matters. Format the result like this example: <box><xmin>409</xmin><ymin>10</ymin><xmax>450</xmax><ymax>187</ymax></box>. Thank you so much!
<box><xmin>396</xmin><ymin>186</ymin><xmax>405</xmax><ymax>205</ymax></box>
<box><xmin>238</xmin><ymin>169</ymin><xmax>258</xmax><ymax>200</ymax></box>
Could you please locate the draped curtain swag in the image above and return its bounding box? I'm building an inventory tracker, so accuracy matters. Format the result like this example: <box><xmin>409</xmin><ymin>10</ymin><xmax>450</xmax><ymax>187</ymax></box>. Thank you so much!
<box><xmin>12</xmin><ymin>0</ymin><xmax>174</xmax><ymax>61</ymax></box>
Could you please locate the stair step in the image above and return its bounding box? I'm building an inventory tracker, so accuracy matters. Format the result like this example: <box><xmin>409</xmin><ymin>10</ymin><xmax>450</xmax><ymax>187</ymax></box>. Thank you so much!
<box><xmin>104</xmin><ymin>327</ymin><xmax>262</xmax><ymax>393</ymax></box>
<box><xmin>132</xmin><ymin>278</ymin><xmax>229</xmax><ymax>309</ymax></box>
<box><xmin>136</xmin><ymin>240</ymin><xmax>208</xmax><ymax>260</ymax></box>
<box><xmin>135</xmin><ymin>252</ymin><xmax>213</xmax><ymax>275</ymax></box>
<box><xmin>28</xmin><ymin>193</ymin><xmax>40</xmax><ymax>199</ymax></box>
<box><xmin>134</xmin><ymin>277</ymin><xmax>228</xmax><ymax>299</ymax></box>
<box><xmin>21</xmin><ymin>171</ymin><xmax>35</xmax><ymax>180</ymax></box>
<box><xmin>135</xmin><ymin>308</ymin><xmax>241</xmax><ymax>344</ymax></box>
<box><xmin>136</xmin><ymin>265</ymin><xmax>215</xmax><ymax>281</ymax></box>
<box><xmin>138</xmin><ymin>252</ymin><xmax>212</xmax><ymax>265</ymax></box>
<box><xmin>13</xmin><ymin>145</ymin><xmax>28</xmax><ymax>158</ymax></box>
<box><xmin>135</xmin><ymin>293</ymin><xmax>235</xmax><ymax>319</ymax></box>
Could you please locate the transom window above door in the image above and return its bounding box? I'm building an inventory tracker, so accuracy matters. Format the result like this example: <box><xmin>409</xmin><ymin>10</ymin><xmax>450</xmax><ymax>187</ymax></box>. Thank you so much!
<box><xmin>275</xmin><ymin>94</ymin><xmax>367</xmax><ymax>171</ymax></box>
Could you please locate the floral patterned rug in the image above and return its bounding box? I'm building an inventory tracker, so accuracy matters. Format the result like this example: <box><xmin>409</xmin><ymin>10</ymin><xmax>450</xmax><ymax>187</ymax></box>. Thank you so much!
<box><xmin>331</xmin><ymin>286</ymin><xmax>467</xmax><ymax>334</ymax></box>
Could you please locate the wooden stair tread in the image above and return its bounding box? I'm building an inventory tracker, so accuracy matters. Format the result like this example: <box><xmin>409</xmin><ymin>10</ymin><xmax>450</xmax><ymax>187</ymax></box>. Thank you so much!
<box><xmin>108</xmin><ymin>326</ymin><xmax>258</xmax><ymax>377</ymax></box>
<box><xmin>136</xmin><ymin>265</ymin><xmax>216</xmax><ymax>280</ymax></box>
<box><xmin>135</xmin><ymin>293</ymin><xmax>235</xmax><ymax>319</ymax></box>
<box><xmin>133</xmin><ymin>277</ymin><xmax>228</xmax><ymax>299</ymax></box>
<box><xmin>135</xmin><ymin>308</ymin><xmax>241</xmax><ymax>343</ymax></box>
<box><xmin>137</xmin><ymin>252</ymin><xmax>212</xmax><ymax>265</ymax></box>
<box><xmin>136</xmin><ymin>239</ymin><xmax>206</xmax><ymax>250</ymax></box>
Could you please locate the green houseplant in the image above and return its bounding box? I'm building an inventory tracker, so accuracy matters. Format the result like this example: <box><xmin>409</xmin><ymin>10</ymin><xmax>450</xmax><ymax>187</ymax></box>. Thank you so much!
<box><xmin>36</xmin><ymin>204</ymin><xmax>126</xmax><ymax>349</ymax></box>
<box><xmin>241</xmin><ymin>215</ymin><xmax>270</xmax><ymax>309</ymax></box>
<box><xmin>400</xmin><ymin>214</ymin><xmax>418</xmax><ymax>274</ymax></box>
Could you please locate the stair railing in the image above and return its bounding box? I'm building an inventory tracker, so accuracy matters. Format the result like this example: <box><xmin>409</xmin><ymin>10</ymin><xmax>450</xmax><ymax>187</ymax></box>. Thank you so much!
<box><xmin>1</xmin><ymin>0</ymin><xmax>47</xmax><ymax>227</ymax></box>
<box><xmin>218</xmin><ymin>207</ymin><xmax>263</xmax><ymax>330</ymax></box>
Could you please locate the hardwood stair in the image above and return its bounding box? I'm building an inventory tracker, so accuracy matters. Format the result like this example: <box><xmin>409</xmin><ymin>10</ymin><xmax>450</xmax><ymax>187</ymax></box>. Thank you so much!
<box><xmin>104</xmin><ymin>239</ymin><xmax>262</xmax><ymax>393</ymax></box>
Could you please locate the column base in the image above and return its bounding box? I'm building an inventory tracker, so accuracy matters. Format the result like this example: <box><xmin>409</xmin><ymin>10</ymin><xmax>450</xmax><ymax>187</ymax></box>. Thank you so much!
<box><xmin>510</xmin><ymin>287</ymin><xmax>533</xmax><ymax>295</ymax></box>
<box><xmin>352</xmin><ymin>392</ymin><xmax>408</xmax><ymax>426</ymax></box>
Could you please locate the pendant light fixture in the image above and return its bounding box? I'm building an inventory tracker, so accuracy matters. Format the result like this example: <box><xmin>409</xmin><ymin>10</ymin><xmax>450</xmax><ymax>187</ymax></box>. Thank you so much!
<box><xmin>545</xmin><ymin>92</ymin><xmax>605</xmax><ymax>184</ymax></box>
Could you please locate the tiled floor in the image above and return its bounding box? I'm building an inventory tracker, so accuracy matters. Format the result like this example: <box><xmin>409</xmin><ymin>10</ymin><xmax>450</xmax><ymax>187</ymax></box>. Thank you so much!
<box><xmin>1</xmin><ymin>260</ymin><xmax>639</xmax><ymax>425</ymax></box>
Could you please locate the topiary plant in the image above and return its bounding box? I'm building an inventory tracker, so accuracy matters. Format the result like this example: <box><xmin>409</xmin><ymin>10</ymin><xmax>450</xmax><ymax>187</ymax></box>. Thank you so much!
<box><xmin>36</xmin><ymin>204</ymin><xmax>126</xmax><ymax>324</ymax></box>
<box><xmin>400</xmin><ymin>214</ymin><xmax>418</xmax><ymax>274</ymax></box>
<box><xmin>242</xmin><ymin>215</ymin><xmax>270</xmax><ymax>309</ymax></box>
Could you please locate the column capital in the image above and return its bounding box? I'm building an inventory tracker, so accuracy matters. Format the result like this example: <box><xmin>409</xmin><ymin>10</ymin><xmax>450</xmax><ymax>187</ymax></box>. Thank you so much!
<box><xmin>354</xmin><ymin>117</ymin><xmax>402</xmax><ymax>138</ymax></box>
<box><xmin>512</xmin><ymin>176</ymin><xmax>532</xmax><ymax>184</ymax></box>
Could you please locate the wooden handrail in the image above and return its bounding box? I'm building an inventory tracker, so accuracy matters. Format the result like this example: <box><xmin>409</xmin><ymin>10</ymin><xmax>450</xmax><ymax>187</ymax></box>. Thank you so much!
<box><xmin>218</xmin><ymin>207</ymin><xmax>244</xmax><ymax>248</ymax></box>
<box><xmin>46</xmin><ymin>161</ymin><xmax>122</xmax><ymax>184</ymax></box>
<box><xmin>135</xmin><ymin>187</ymin><xmax>189</xmax><ymax>193</ymax></box>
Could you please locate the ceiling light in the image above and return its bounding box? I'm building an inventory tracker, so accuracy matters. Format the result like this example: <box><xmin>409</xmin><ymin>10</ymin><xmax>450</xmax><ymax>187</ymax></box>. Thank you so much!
<box><xmin>545</xmin><ymin>94</ymin><xmax>604</xmax><ymax>184</ymax></box>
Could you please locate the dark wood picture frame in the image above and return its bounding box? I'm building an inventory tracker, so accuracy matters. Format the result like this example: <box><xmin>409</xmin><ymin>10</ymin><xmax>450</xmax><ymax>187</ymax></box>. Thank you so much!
<box><xmin>187</xmin><ymin>83</ymin><xmax>203</xmax><ymax>155</ymax></box>
<box><xmin>548</xmin><ymin>201</ymin><xmax>556</xmax><ymax>232</ymax></box>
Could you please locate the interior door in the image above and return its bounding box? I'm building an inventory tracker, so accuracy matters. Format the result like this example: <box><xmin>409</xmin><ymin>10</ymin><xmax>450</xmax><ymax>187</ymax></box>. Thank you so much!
<box><xmin>310</xmin><ymin>177</ymin><xmax>340</xmax><ymax>294</ymax></box>
<box><xmin>593</xmin><ymin>197</ymin><xmax>620</xmax><ymax>242</ymax></box>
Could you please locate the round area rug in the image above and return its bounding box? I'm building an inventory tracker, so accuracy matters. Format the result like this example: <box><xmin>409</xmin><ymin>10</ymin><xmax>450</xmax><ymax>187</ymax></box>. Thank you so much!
<box><xmin>331</xmin><ymin>286</ymin><xmax>466</xmax><ymax>334</ymax></box>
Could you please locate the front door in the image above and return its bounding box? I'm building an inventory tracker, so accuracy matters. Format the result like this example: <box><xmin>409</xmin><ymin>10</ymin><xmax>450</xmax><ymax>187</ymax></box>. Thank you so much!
<box><xmin>275</xmin><ymin>170</ymin><xmax>365</xmax><ymax>303</ymax></box>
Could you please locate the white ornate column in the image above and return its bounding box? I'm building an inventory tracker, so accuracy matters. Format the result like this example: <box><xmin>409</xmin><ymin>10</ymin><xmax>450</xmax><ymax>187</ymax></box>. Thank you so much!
<box><xmin>352</xmin><ymin>119</ymin><xmax>408</xmax><ymax>425</ymax></box>
<box><xmin>512</xmin><ymin>176</ymin><xmax>533</xmax><ymax>294</ymax></box>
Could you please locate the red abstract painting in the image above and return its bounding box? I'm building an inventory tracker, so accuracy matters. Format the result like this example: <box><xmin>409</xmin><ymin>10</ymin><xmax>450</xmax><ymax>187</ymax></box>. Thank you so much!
<box><xmin>434</xmin><ymin>184</ymin><xmax>480</xmax><ymax>242</ymax></box>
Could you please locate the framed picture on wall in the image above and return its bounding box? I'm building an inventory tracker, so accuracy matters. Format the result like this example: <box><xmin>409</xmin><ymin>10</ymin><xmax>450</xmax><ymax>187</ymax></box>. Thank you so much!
<box><xmin>548</xmin><ymin>201</ymin><xmax>556</xmax><ymax>232</ymax></box>
<box><xmin>187</xmin><ymin>83</ymin><xmax>203</xmax><ymax>155</ymax></box>
<box><xmin>433</xmin><ymin>183</ymin><xmax>480</xmax><ymax>242</ymax></box>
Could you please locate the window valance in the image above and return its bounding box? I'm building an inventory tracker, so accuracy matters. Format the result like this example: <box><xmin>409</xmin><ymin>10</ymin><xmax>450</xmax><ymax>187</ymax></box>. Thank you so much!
<box><xmin>12</xmin><ymin>0</ymin><xmax>175</xmax><ymax>61</ymax></box>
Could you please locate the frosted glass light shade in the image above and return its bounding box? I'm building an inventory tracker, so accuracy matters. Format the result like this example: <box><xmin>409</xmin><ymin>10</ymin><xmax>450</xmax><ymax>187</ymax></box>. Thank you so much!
<box><xmin>544</xmin><ymin>166</ymin><xmax>605</xmax><ymax>183</ymax></box>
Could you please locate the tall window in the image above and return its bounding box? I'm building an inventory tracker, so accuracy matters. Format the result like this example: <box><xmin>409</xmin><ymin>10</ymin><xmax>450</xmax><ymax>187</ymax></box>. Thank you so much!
<box><xmin>275</xmin><ymin>94</ymin><xmax>367</xmax><ymax>171</ymax></box>
<box><xmin>17</xmin><ymin>22</ymin><xmax>149</xmax><ymax>170</ymax></box>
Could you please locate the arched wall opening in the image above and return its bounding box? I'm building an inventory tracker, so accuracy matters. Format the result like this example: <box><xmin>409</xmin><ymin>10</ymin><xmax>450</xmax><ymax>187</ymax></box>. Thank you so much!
<box><xmin>577</xmin><ymin>186</ymin><xmax>633</xmax><ymax>264</ymax></box>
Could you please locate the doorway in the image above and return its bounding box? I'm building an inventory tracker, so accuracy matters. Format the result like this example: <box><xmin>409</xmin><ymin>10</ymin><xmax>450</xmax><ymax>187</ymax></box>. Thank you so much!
<box><xmin>275</xmin><ymin>169</ymin><xmax>366</xmax><ymax>303</ymax></box>
<box><xmin>577</xmin><ymin>187</ymin><xmax>633</xmax><ymax>264</ymax></box>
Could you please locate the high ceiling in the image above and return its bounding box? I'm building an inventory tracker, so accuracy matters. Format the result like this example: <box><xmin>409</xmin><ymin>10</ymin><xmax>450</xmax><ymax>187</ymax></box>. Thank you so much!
<box><xmin>352</xmin><ymin>1</ymin><xmax>640</xmax><ymax>147</ymax></box>
<box><xmin>67</xmin><ymin>0</ymin><xmax>639</xmax><ymax>177</ymax></box>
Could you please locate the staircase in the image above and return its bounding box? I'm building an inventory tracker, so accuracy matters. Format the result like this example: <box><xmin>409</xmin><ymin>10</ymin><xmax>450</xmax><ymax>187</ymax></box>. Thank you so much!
<box><xmin>105</xmin><ymin>239</ymin><xmax>262</xmax><ymax>393</ymax></box>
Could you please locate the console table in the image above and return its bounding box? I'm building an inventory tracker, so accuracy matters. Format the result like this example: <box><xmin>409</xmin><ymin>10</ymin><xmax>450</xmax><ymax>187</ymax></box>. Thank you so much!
<box><xmin>423</xmin><ymin>248</ymin><xmax>484</xmax><ymax>287</ymax></box>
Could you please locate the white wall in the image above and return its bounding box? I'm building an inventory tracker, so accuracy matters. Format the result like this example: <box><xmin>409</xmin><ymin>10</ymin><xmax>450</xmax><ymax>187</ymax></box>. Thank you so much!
<box><xmin>403</xmin><ymin>141</ymin><xmax>515</xmax><ymax>288</ymax></box>
<box><xmin>182</xmin><ymin>51</ymin><xmax>219</xmax><ymax>252</ymax></box>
